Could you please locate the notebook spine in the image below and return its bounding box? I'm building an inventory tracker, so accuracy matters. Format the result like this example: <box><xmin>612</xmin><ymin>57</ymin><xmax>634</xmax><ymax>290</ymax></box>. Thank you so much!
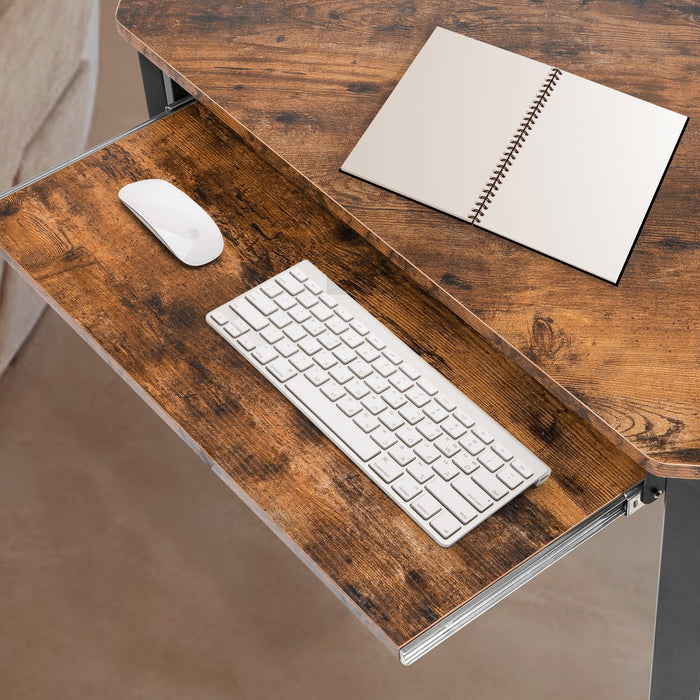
<box><xmin>470</xmin><ymin>67</ymin><xmax>562</xmax><ymax>225</ymax></box>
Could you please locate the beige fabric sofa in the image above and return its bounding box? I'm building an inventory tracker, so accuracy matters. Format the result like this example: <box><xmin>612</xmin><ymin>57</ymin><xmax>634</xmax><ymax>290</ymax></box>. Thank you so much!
<box><xmin>0</xmin><ymin>0</ymin><xmax>98</xmax><ymax>377</ymax></box>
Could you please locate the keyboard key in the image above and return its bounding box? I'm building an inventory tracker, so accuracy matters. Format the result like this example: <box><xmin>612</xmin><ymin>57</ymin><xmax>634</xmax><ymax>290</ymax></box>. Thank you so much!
<box><xmin>511</xmin><ymin>459</ymin><xmax>534</xmax><ymax>479</ymax></box>
<box><xmin>337</xmin><ymin>395</ymin><xmax>362</xmax><ymax>417</ymax></box>
<box><xmin>369</xmin><ymin>455</ymin><xmax>402</xmax><ymax>483</ymax></box>
<box><xmin>472</xmin><ymin>425</ymin><xmax>494</xmax><ymax>444</ymax></box>
<box><xmin>267</xmin><ymin>358</ymin><xmax>296</xmax><ymax>383</ymax></box>
<box><xmin>261</xmin><ymin>326</ymin><xmax>284</xmax><ymax>344</ymax></box>
<box><xmin>252</xmin><ymin>344</ymin><xmax>278</xmax><ymax>364</ymax></box>
<box><xmin>478</xmin><ymin>450</ymin><xmax>504</xmax><ymax>472</ymax></box>
<box><xmin>320</xmin><ymin>292</ymin><xmax>338</xmax><ymax>308</ymax></box>
<box><xmin>246</xmin><ymin>290</ymin><xmax>278</xmax><ymax>315</ymax></box>
<box><xmin>435</xmin><ymin>393</ymin><xmax>456</xmax><ymax>411</ymax></box>
<box><xmin>270</xmin><ymin>310</ymin><xmax>292</xmax><ymax>328</ymax></box>
<box><xmin>426</xmin><ymin>481</ymin><xmax>477</xmax><ymax>525</ymax></box>
<box><xmin>383</xmin><ymin>348</ymin><xmax>402</xmax><ymax>365</ymax></box>
<box><xmin>289</xmin><ymin>266</ymin><xmax>307</xmax><ymax>282</ymax></box>
<box><xmin>290</xmin><ymin>353</ymin><xmax>314</xmax><ymax>372</ymax></box>
<box><xmin>329</xmin><ymin>364</ymin><xmax>353</xmax><ymax>384</ymax></box>
<box><xmin>297</xmin><ymin>291</ymin><xmax>318</xmax><ymax>308</ymax></box>
<box><xmin>230</xmin><ymin>299</ymin><xmax>269</xmax><ymax>331</ymax></box>
<box><xmin>357</xmin><ymin>344</ymin><xmax>381</xmax><ymax>363</ymax></box>
<box><xmin>442</xmin><ymin>417</ymin><xmax>467</xmax><ymax>439</ymax></box>
<box><xmin>321</xmin><ymin>381</ymin><xmax>345</xmax><ymax>402</ymax></box>
<box><xmin>238</xmin><ymin>335</ymin><xmax>257</xmax><ymax>351</ymax></box>
<box><xmin>389</xmin><ymin>373</ymin><xmax>413</xmax><ymax>392</ymax></box>
<box><xmin>223</xmin><ymin>319</ymin><xmax>249</xmax><ymax>338</ymax></box>
<box><xmin>289</xmin><ymin>305</ymin><xmax>311</xmax><ymax>322</ymax></box>
<box><xmin>454</xmin><ymin>410</ymin><xmax>475</xmax><ymax>427</ymax></box>
<box><xmin>452</xmin><ymin>475</ymin><xmax>493</xmax><ymax>512</ymax></box>
<box><xmin>460</xmin><ymin>435</ymin><xmax>485</xmax><ymax>455</ymax></box>
<box><xmin>379</xmin><ymin>410</ymin><xmax>404</xmax><ymax>431</ymax></box>
<box><xmin>365</xmin><ymin>374</ymin><xmax>389</xmax><ymax>394</ymax></box>
<box><xmin>318</xmin><ymin>331</ymin><xmax>341</xmax><ymax>350</ymax></box>
<box><xmin>305</xmin><ymin>367</ymin><xmax>328</xmax><ymax>386</ymax></box>
<box><xmin>435</xmin><ymin>436</ymin><xmax>460</xmax><ymax>458</ymax></box>
<box><xmin>261</xmin><ymin>280</ymin><xmax>283</xmax><ymax>297</ymax></box>
<box><xmin>373</xmin><ymin>359</ymin><xmax>396</xmax><ymax>377</ymax></box>
<box><xmin>389</xmin><ymin>444</ymin><xmax>415</xmax><ymax>466</ymax></box>
<box><xmin>472</xmin><ymin>469</ymin><xmax>509</xmax><ymax>500</ymax></box>
<box><xmin>334</xmin><ymin>346</ymin><xmax>356</xmax><ymax>365</ymax></box>
<box><xmin>302</xmin><ymin>319</ymin><xmax>325</xmax><ymax>336</ymax></box>
<box><xmin>276</xmin><ymin>339</ymin><xmax>298</xmax><ymax>358</ymax></box>
<box><xmin>354</xmin><ymin>411</ymin><xmax>380</xmax><ymax>433</ymax></box>
<box><xmin>497</xmin><ymin>466</ymin><xmax>524</xmax><ymax>489</ymax></box>
<box><xmin>414</xmin><ymin>442</ymin><xmax>440</xmax><ymax>463</ymax></box>
<box><xmin>349</xmin><ymin>319</ymin><xmax>369</xmax><ymax>335</ymax></box>
<box><xmin>361</xmin><ymin>395</ymin><xmax>385</xmax><ymax>415</ymax></box>
<box><xmin>399</xmin><ymin>404</ymin><xmax>424</xmax><ymax>425</ymax></box>
<box><xmin>406</xmin><ymin>387</ymin><xmax>430</xmax><ymax>407</ymax></box>
<box><xmin>433</xmin><ymin>457</ymin><xmax>460</xmax><ymax>481</ymax></box>
<box><xmin>315</xmin><ymin>351</ymin><xmax>337</xmax><ymax>370</ymax></box>
<box><xmin>305</xmin><ymin>280</ymin><xmax>323</xmax><ymax>295</ymax></box>
<box><xmin>412</xmin><ymin>494</ymin><xmax>441</xmax><ymax>519</ymax></box>
<box><xmin>397</xmin><ymin>425</ymin><xmax>422</xmax><ymax>447</ymax></box>
<box><xmin>299</xmin><ymin>337</ymin><xmax>322</xmax><ymax>355</ymax></box>
<box><xmin>349</xmin><ymin>359</ymin><xmax>372</xmax><ymax>378</ymax></box>
<box><xmin>392</xmin><ymin>475</ymin><xmax>422</xmax><ymax>501</ymax></box>
<box><xmin>367</xmin><ymin>333</ymin><xmax>385</xmax><ymax>350</ymax></box>
<box><xmin>372</xmin><ymin>428</ymin><xmax>397</xmax><ymax>450</ymax></box>
<box><xmin>284</xmin><ymin>323</ymin><xmax>306</xmax><ymax>342</ymax></box>
<box><xmin>453</xmin><ymin>453</ymin><xmax>480</xmax><ymax>474</ymax></box>
<box><xmin>431</xmin><ymin>512</ymin><xmax>461</xmax><ymax>539</ymax></box>
<box><xmin>416</xmin><ymin>421</ymin><xmax>441</xmax><ymax>441</ymax></box>
<box><xmin>417</xmin><ymin>377</ymin><xmax>438</xmax><ymax>396</ymax></box>
<box><xmin>401</xmin><ymin>363</ymin><xmax>421</xmax><ymax>380</ymax></box>
<box><xmin>276</xmin><ymin>273</ymin><xmax>304</xmax><ymax>295</ymax></box>
<box><xmin>275</xmin><ymin>292</ymin><xmax>296</xmax><ymax>310</ymax></box>
<box><xmin>311</xmin><ymin>304</ymin><xmax>334</xmax><ymax>322</ymax></box>
<box><xmin>407</xmin><ymin>461</ymin><xmax>433</xmax><ymax>483</ymax></box>
<box><xmin>341</xmin><ymin>329</ymin><xmax>363</xmax><ymax>348</ymax></box>
<box><xmin>492</xmin><ymin>442</ymin><xmax>514</xmax><ymax>461</ymax></box>
<box><xmin>326</xmin><ymin>317</ymin><xmax>348</xmax><ymax>334</ymax></box>
<box><xmin>346</xmin><ymin>379</ymin><xmax>370</xmax><ymax>400</ymax></box>
<box><xmin>382</xmin><ymin>389</ymin><xmax>406</xmax><ymax>409</ymax></box>
<box><xmin>286</xmin><ymin>375</ymin><xmax>380</xmax><ymax>463</ymax></box>
<box><xmin>424</xmin><ymin>403</ymin><xmax>449</xmax><ymax>423</ymax></box>
<box><xmin>211</xmin><ymin>310</ymin><xmax>228</xmax><ymax>326</ymax></box>
<box><xmin>335</xmin><ymin>305</ymin><xmax>353</xmax><ymax>322</ymax></box>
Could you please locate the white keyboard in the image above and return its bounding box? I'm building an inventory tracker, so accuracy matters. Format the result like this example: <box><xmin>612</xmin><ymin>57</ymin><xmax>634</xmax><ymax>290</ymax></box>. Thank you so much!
<box><xmin>207</xmin><ymin>261</ymin><xmax>551</xmax><ymax>546</ymax></box>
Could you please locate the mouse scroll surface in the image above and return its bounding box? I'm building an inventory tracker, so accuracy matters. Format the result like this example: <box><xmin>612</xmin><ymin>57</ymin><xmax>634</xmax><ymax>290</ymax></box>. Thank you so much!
<box><xmin>118</xmin><ymin>179</ymin><xmax>223</xmax><ymax>266</ymax></box>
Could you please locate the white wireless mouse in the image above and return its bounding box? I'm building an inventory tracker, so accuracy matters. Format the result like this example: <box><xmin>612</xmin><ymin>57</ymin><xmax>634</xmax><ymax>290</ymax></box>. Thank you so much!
<box><xmin>119</xmin><ymin>179</ymin><xmax>224</xmax><ymax>266</ymax></box>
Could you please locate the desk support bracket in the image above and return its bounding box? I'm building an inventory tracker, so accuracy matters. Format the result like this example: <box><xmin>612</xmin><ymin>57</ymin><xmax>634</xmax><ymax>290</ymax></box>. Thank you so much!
<box><xmin>138</xmin><ymin>53</ymin><xmax>192</xmax><ymax>117</ymax></box>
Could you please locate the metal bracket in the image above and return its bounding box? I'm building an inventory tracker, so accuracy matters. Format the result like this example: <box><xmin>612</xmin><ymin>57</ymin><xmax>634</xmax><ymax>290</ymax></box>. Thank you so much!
<box><xmin>624</xmin><ymin>484</ymin><xmax>645</xmax><ymax>517</ymax></box>
<box><xmin>642</xmin><ymin>472</ymin><xmax>667</xmax><ymax>505</ymax></box>
<box><xmin>138</xmin><ymin>53</ymin><xmax>192</xmax><ymax>118</ymax></box>
<box><xmin>624</xmin><ymin>473</ymin><xmax>667</xmax><ymax>517</ymax></box>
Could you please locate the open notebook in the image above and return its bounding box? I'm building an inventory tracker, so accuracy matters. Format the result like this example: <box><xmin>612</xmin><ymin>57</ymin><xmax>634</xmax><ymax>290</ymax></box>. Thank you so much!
<box><xmin>341</xmin><ymin>27</ymin><xmax>687</xmax><ymax>283</ymax></box>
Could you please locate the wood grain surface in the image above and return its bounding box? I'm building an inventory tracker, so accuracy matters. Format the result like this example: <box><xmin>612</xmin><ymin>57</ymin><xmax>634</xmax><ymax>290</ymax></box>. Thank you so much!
<box><xmin>116</xmin><ymin>0</ymin><xmax>699</xmax><ymax>477</ymax></box>
<box><xmin>0</xmin><ymin>104</ymin><xmax>644</xmax><ymax>652</ymax></box>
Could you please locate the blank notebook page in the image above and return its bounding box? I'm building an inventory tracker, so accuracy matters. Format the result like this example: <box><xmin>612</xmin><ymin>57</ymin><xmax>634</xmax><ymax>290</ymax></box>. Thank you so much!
<box><xmin>341</xmin><ymin>28</ymin><xmax>551</xmax><ymax>219</ymax></box>
<box><xmin>480</xmin><ymin>72</ymin><xmax>687</xmax><ymax>282</ymax></box>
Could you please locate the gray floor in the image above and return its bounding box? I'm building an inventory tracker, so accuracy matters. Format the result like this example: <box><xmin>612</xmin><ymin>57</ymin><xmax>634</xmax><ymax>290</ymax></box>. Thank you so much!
<box><xmin>0</xmin><ymin>2</ymin><xmax>664</xmax><ymax>697</ymax></box>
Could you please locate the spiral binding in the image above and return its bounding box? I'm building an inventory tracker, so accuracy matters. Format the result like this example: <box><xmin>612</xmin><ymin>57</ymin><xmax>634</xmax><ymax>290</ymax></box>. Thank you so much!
<box><xmin>470</xmin><ymin>67</ymin><xmax>562</xmax><ymax>225</ymax></box>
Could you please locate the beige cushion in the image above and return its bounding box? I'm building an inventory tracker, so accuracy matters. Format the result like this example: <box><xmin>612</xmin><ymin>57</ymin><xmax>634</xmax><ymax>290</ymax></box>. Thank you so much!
<box><xmin>0</xmin><ymin>0</ymin><xmax>98</xmax><ymax>376</ymax></box>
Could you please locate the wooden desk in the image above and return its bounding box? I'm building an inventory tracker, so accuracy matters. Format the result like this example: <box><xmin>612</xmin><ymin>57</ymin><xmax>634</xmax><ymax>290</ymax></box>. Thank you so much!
<box><xmin>0</xmin><ymin>1</ymin><xmax>696</xmax><ymax>694</ymax></box>
<box><xmin>116</xmin><ymin>0</ymin><xmax>699</xmax><ymax>478</ymax></box>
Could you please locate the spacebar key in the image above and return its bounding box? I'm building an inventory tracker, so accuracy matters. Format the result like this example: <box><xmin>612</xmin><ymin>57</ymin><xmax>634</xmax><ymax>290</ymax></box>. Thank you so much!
<box><xmin>286</xmin><ymin>374</ymin><xmax>381</xmax><ymax>462</ymax></box>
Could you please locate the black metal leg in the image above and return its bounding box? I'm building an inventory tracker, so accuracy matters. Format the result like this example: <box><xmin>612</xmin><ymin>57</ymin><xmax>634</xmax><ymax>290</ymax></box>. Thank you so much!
<box><xmin>650</xmin><ymin>478</ymin><xmax>700</xmax><ymax>699</ymax></box>
<box><xmin>138</xmin><ymin>53</ymin><xmax>190</xmax><ymax>118</ymax></box>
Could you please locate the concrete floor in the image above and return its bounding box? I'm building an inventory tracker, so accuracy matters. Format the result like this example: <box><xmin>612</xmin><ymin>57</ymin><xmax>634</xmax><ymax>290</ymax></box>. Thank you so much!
<box><xmin>0</xmin><ymin>2</ymin><xmax>664</xmax><ymax>698</ymax></box>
